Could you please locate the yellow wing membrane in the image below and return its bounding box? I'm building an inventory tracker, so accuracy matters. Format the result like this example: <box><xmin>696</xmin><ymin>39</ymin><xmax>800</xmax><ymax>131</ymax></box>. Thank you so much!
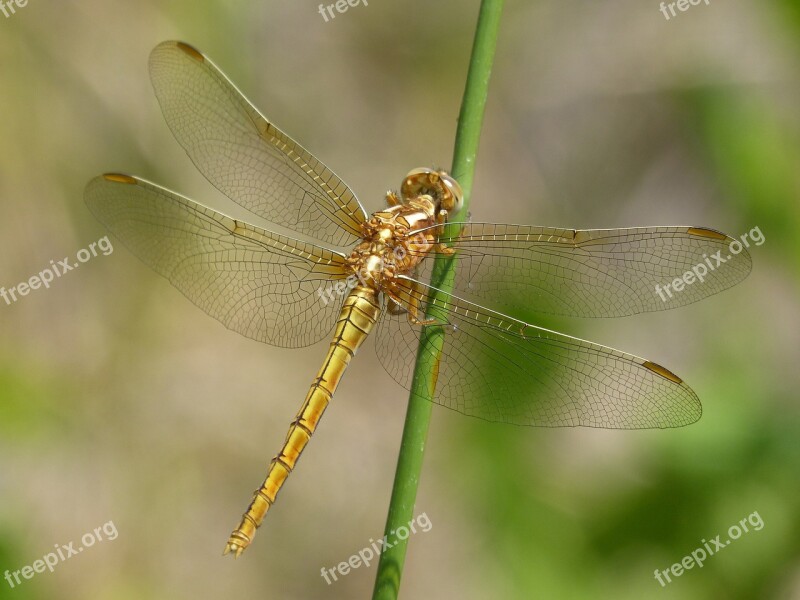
<box><xmin>149</xmin><ymin>41</ymin><xmax>367</xmax><ymax>247</ymax></box>
<box><xmin>375</xmin><ymin>275</ymin><xmax>702</xmax><ymax>429</ymax></box>
<box><xmin>407</xmin><ymin>223</ymin><xmax>752</xmax><ymax>317</ymax></box>
<box><xmin>85</xmin><ymin>174</ymin><xmax>349</xmax><ymax>348</ymax></box>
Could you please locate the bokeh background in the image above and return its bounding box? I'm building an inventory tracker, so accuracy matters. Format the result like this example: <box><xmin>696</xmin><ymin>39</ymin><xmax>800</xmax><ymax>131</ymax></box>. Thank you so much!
<box><xmin>1</xmin><ymin>1</ymin><xmax>799</xmax><ymax>598</ymax></box>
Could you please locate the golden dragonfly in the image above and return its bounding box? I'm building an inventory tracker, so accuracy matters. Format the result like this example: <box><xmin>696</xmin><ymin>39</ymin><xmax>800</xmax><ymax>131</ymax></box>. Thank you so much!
<box><xmin>85</xmin><ymin>41</ymin><xmax>752</xmax><ymax>558</ymax></box>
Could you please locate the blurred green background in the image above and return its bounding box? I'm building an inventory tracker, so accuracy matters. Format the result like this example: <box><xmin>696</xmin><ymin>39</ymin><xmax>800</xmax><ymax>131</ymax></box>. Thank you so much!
<box><xmin>1</xmin><ymin>1</ymin><xmax>798</xmax><ymax>598</ymax></box>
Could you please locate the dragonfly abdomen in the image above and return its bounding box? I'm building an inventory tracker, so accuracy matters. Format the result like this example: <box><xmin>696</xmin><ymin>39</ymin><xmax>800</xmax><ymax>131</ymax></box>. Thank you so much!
<box><xmin>224</xmin><ymin>286</ymin><xmax>381</xmax><ymax>557</ymax></box>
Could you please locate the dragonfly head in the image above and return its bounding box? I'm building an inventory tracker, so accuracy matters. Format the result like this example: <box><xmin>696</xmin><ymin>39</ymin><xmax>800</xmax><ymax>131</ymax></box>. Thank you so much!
<box><xmin>401</xmin><ymin>168</ymin><xmax>464</xmax><ymax>218</ymax></box>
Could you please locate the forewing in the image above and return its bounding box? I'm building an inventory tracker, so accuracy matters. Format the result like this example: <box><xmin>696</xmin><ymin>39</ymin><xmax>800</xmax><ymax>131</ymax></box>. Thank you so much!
<box><xmin>148</xmin><ymin>40</ymin><xmax>367</xmax><ymax>247</ymax></box>
<box><xmin>408</xmin><ymin>224</ymin><xmax>751</xmax><ymax>317</ymax></box>
<box><xmin>374</xmin><ymin>276</ymin><xmax>701</xmax><ymax>429</ymax></box>
<box><xmin>85</xmin><ymin>174</ymin><xmax>349</xmax><ymax>348</ymax></box>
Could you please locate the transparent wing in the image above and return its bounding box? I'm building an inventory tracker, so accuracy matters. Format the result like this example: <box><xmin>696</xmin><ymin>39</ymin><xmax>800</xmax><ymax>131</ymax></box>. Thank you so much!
<box><xmin>148</xmin><ymin>40</ymin><xmax>367</xmax><ymax>247</ymax></box>
<box><xmin>374</xmin><ymin>276</ymin><xmax>701</xmax><ymax>429</ymax></box>
<box><xmin>85</xmin><ymin>174</ymin><xmax>349</xmax><ymax>348</ymax></box>
<box><xmin>407</xmin><ymin>224</ymin><xmax>751</xmax><ymax>317</ymax></box>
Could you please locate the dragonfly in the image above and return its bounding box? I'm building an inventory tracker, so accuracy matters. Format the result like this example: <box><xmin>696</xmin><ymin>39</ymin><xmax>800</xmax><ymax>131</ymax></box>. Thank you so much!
<box><xmin>85</xmin><ymin>41</ymin><xmax>752</xmax><ymax>558</ymax></box>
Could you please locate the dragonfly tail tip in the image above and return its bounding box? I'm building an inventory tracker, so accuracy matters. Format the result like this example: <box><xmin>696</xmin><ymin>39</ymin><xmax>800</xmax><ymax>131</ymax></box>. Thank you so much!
<box><xmin>223</xmin><ymin>540</ymin><xmax>246</xmax><ymax>558</ymax></box>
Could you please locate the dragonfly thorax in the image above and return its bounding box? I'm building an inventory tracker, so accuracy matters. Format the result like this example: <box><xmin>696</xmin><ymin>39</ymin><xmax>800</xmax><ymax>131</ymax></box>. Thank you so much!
<box><xmin>343</xmin><ymin>168</ymin><xmax>464</xmax><ymax>291</ymax></box>
<box><xmin>346</xmin><ymin>207</ymin><xmax>437</xmax><ymax>290</ymax></box>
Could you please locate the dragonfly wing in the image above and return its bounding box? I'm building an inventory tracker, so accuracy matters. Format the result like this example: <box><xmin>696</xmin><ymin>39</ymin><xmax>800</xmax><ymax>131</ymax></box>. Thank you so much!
<box><xmin>148</xmin><ymin>40</ymin><xmax>367</xmax><ymax>247</ymax></box>
<box><xmin>374</xmin><ymin>276</ymin><xmax>701</xmax><ymax>429</ymax></box>
<box><xmin>409</xmin><ymin>223</ymin><xmax>752</xmax><ymax>317</ymax></box>
<box><xmin>85</xmin><ymin>174</ymin><xmax>349</xmax><ymax>348</ymax></box>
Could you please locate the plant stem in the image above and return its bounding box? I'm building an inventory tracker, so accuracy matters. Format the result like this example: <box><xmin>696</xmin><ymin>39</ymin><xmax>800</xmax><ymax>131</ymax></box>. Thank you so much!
<box><xmin>371</xmin><ymin>2</ymin><xmax>504</xmax><ymax>598</ymax></box>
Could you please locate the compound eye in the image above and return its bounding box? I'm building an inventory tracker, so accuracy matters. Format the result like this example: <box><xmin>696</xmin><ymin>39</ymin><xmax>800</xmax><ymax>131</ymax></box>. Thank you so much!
<box><xmin>439</xmin><ymin>172</ymin><xmax>464</xmax><ymax>214</ymax></box>
<box><xmin>401</xmin><ymin>168</ymin><xmax>434</xmax><ymax>201</ymax></box>
<box><xmin>401</xmin><ymin>168</ymin><xmax>464</xmax><ymax>215</ymax></box>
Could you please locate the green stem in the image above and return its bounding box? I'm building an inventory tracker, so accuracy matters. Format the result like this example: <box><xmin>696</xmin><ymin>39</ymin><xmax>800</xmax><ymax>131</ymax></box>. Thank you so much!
<box><xmin>371</xmin><ymin>2</ymin><xmax>504</xmax><ymax>598</ymax></box>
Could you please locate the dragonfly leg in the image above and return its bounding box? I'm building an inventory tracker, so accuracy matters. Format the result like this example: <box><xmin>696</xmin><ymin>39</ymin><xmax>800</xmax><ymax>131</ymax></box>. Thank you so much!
<box><xmin>407</xmin><ymin>312</ymin><xmax>438</xmax><ymax>326</ymax></box>
<box><xmin>387</xmin><ymin>296</ymin><xmax>407</xmax><ymax>316</ymax></box>
<box><xmin>386</xmin><ymin>287</ymin><xmax>444</xmax><ymax>327</ymax></box>
<box><xmin>435</xmin><ymin>209</ymin><xmax>456</xmax><ymax>255</ymax></box>
<box><xmin>385</xmin><ymin>190</ymin><xmax>402</xmax><ymax>207</ymax></box>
